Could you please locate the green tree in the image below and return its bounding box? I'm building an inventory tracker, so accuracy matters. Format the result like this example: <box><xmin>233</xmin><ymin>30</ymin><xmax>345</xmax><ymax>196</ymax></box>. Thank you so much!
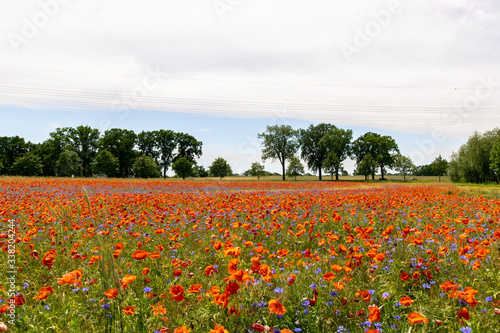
<box><xmin>91</xmin><ymin>149</ymin><xmax>119</xmax><ymax>177</ymax></box>
<box><xmin>137</xmin><ymin>131</ymin><xmax>159</xmax><ymax>161</ymax></box>
<box><xmin>430</xmin><ymin>155</ymin><xmax>448</xmax><ymax>182</ymax></box>
<box><xmin>449</xmin><ymin>128</ymin><xmax>500</xmax><ymax>183</ymax></box>
<box><xmin>286</xmin><ymin>155</ymin><xmax>304</xmax><ymax>180</ymax></box>
<box><xmin>172</xmin><ymin>156</ymin><xmax>193</xmax><ymax>179</ymax></box>
<box><xmin>352</xmin><ymin>132</ymin><xmax>399</xmax><ymax>180</ymax></box>
<box><xmin>39</xmin><ymin>128</ymin><xmax>72</xmax><ymax>176</ymax></box>
<box><xmin>67</xmin><ymin>126</ymin><xmax>100</xmax><ymax>177</ymax></box>
<box><xmin>193</xmin><ymin>164</ymin><xmax>208</xmax><ymax>177</ymax></box>
<box><xmin>155</xmin><ymin>129</ymin><xmax>177</xmax><ymax>178</ymax></box>
<box><xmin>209</xmin><ymin>157</ymin><xmax>232</xmax><ymax>180</ymax></box>
<box><xmin>56</xmin><ymin>150</ymin><xmax>82</xmax><ymax>177</ymax></box>
<box><xmin>323</xmin><ymin>152</ymin><xmax>340</xmax><ymax>181</ymax></box>
<box><xmin>258</xmin><ymin>125</ymin><xmax>299</xmax><ymax>181</ymax></box>
<box><xmin>320</xmin><ymin>128</ymin><xmax>353</xmax><ymax>180</ymax></box>
<box><xmin>298</xmin><ymin>123</ymin><xmax>337</xmax><ymax>180</ymax></box>
<box><xmin>132</xmin><ymin>155</ymin><xmax>161</xmax><ymax>178</ymax></box>
<box><xmin>356</xmin><ymin>153</ymin><xmax>377</xmax><ymax>180</ymax></box>
<box><xmin>394</xmin><ymin>155</ymin><xmax>415</xmax><ymax>182</ymax></box>
<box><xmin>12</xmin><ymin>152</ymin><xmax>43</xmax><ymax>176</ymax></box>
<box><xmin>175</xmin><ymin>132</ymin><xmax>203</xmax><ymax>163</ymax></box>
<box><xmin>249</xmin><ymin>162</ymin><xmax>266</xmax><ymax>180</ymax></box>
<box><xmin>100</xmin><ymin>129</ymin><xmax>137</xmax><ymax>177</ymax></box>
<box><xmin>491</xmin><ymin>141</ymin><xmax>500</xmax><ymax>182</ymax></box>
<box><xmin>0</xmin><ymin>136</ymin><xmax>29</xmax><ymax>174</ymax></box>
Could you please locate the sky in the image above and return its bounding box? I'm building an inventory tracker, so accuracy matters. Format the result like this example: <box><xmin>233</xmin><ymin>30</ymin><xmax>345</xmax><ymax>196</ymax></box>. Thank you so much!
<box><xmin>1</xmin><ymin>0</ymin><xmax>499</xmax><ymax>175</ymax></box>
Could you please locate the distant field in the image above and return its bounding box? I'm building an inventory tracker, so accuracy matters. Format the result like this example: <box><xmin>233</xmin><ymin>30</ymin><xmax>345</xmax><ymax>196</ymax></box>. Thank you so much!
<box><xmin>183</xmin><ymin>175</ymin><xmax>451</xmax><ymax>183</ymax></box>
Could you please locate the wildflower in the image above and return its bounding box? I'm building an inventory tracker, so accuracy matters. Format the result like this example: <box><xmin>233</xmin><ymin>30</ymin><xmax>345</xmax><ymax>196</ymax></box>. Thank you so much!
<box><xmin>460</xmin><ymin>327</ymin><xmax>472</xmax><ymax>333</ymax></box>
<box><xmin>122</xmin><ymin>306</ymin><xmax>136</xmax><ymax>315</ymax></box>
<box><xmin>274</xmin><ymin>287</ymin><xmax>284</xmax><ymax>294</ymax></box>
<box><xmin>269</xmin><ymin>299</ymin><xmax>286</xmax><ymax>315</ymax></box>
<box><xmin>408</xmin><ymin>312</ymin><xmax>428</xmax><ymax>324</ymax></box>
<box><xmin>104</xmin><ymin>289</ymin><xmax>118</xmax><ymax>299</ymax></box>
<box><xmin>143</xmin><ymin>287</ymin><xmax>152</xmax><ymax>293</ymax></box>
<box><xmin>169</xmin><ymin>285</ymin><xmax>185</xmax><ymax>302</ymax></box>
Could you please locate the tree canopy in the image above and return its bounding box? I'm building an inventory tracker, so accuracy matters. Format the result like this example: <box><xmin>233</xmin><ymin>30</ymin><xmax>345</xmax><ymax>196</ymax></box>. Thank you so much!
<box><xmin>258</xmin><ymin>125</ymin><xmax>299</xmax><ymax>181</ymax></box>
<box><xmin>209</xmin><ymin>157</ymin><xmax>232</xmax><ymax>180</ymax></box>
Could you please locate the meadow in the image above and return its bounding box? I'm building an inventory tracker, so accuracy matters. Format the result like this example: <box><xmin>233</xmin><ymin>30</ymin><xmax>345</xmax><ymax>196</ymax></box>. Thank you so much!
<box><xmin>0</xmin><ymin>177</ymin><xmax>499</xmax><ymax>332</ymax></box>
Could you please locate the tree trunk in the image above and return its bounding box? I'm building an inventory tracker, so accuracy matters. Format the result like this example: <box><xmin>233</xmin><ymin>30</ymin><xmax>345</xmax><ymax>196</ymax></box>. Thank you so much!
<box><xmin>380</xmin><ymin>165</ymin><xmax>384</xmax><ymax>180</ymax></box>
<box><xmin>319</xmin><ymin>167</ymin><xmax>322</xmax><ymax>181</ymax></box>
<box><xmin>335</xmin><ymin>171</ymin><xmax>339</xmax><ymax>181</ymax></box>
<box><xmin>282</xmin><ymin>162</ymin><xmax>285</xmax><ymax>181</ymax></box>
<box><xmin>403</xmin><ymin>173</ymin><xmax>406</xmax><ymax>182</ymax></box>
<box><xmin>439</xmin><ymin>175</ymin><xmax>441</xmax><ymax>182</ymax></box>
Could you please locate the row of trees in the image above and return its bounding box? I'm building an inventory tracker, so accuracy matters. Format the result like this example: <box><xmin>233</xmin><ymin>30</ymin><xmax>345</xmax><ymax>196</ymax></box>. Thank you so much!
<box><xmin>258</xmin><ymin>124</ymin><xmax>402</xmax><ymax>181</ymax></box>
<box><xmin>449</xmin><ymin>128</ymin><xmax>500</xmax><ymax>183</ymax></box>
<box><xmin>0</xmin><ymin>127</ymin><xmax>203</xmax><ymax>178</ymax></box>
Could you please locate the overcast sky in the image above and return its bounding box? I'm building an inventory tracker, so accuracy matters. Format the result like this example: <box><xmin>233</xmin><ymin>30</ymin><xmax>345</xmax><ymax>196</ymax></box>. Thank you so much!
<box><xmin>1</xmin><ymin>0</ymin><xmax>499</xmax><ymax>174</ymax></box>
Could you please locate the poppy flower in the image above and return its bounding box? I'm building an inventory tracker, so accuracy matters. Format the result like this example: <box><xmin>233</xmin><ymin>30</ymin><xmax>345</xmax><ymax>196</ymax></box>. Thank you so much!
<box><xmin>122</xmin><ymin>306</ymin><xmax>135</xmax><ymax>315</ymax></box>
<box><xmin>277</xmin><ymin>249</ymin><xmax>289</xmax><ymax>257</ymax></box>
<box><xmin>188</xmin><ymin>284</ymin><xmax>202</xmax><ymax>294</ymax></box>
<box><xmin>210</xmin><ymin>325</ymin><xmax>229</xmax><ymax>333</ymax></box>
<box><xmin>225</xmin><ymin>282</ymin><xmax>239</xmax><ymax>295</ymax></box>
<box><xmin>58</xmin><ymin>270</ymin><xmax>83</xmax><ymax>286</ymax></box>
<box><xmin>142</xmin><ymin>267</ymin><xmax>150</xmax><ymax>276</ymax></box>
<box><xmin>399</xmin><ymin>296</ymin><xmax>414</xmax><ymax>306</ymax></box>
<box><xmin>104</xmin><ymin>288</ymin><xmax>119</xmax><ymax>299</ymax></box>
<box><xmin>173</xmin><ymin>327</ymin><xmax>191</xmax><ymax>333</ymax></box>
<box><xmin>287</xmin><ymin>273</ymin><xmax>296</xmax><ymax>285</ymax></box>
<box><xmin>408</xmin><ymin>312</ymin><xmax>429</xmax><ymax>324</ymax></box>
<box><xmin>400</xmin><ymin>272</ymin><xmax>410</xmax><ymax>281</ymax></box>
<box><xmin>368</xmin><ymin>305</ymin><xmax>381</xmax><ymax>322</ymax></box>
<box><xmin>131</xmin><ymin>250</ymin><xmax>149</xmax><ymax>260</ymax></box>
<box><xmin>323</xmin><ymin>272</ymin><xmax>335</xmax><ymax>281</ymax></box>
<box><xmin>268</xmin><ymin>299</ymin><xmax>286</xmax><ymax>315</ymax></box>
<box><xmin>458</xmin><ymin>307</ymin><xmax>470</xmax><ymax>321</ymax></box>
<box><xmin>333</xmin><ymin>282</ymin><xmax>345</xmax><ymax>290</ymax></box>
<box><xmin>33</xmin><ymin>286</ymin><xmax>54</xmax><ymax>300</ymax></box>
<box><xmin>169</xmin><ymin>285</ymin><xmax>185</xmax><ymax>301</ymax></box>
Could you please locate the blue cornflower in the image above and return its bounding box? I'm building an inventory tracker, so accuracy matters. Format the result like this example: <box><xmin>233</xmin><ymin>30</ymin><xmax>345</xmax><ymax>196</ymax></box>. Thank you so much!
<box><xmin>485</xmin><ymin>296</ymin><xmax>493</xmax><ymax>302</ymax></box>
<box><xmin>143</xmin><ymin>287</ymin><xmax>152</xmax><ymax>293</ymax></box>
<box><xmin>330</xmin><ymin>291</ymin><xmax>338</xmax><ymax>297</ymax></box>
<box><xmin>310</xmin><ymin>283</ymin><xmax>317</xmax><ymax>289</ymax></box>
<box><xmin>44</xmin><ymin>305</ymin><xmax>50</xmax><ymax>310</ymax></box>
<box><xmin>102</xmin><ymin>304</ymin><xmax>110</xmax><ymax>308</ymax></box>
<box><xmin>294</xmin><ymin>329</ymin><xmax>302</xmax><ymax>332</ymax></box>
<box><xmin>315</xmin><ymin>268</ymin><xmax>321</xmax><ymax>274</ymax></box>
<box><xmin>423</xmin><ymin>283</ymin><xmax>431</xmax><ymax>289</ymax></box>
<box><xmin>304</xmin><ymin>309</ymin><xmax>309</xmax><ymax>314</ymax></box>
<box><xmin>23</xmin><ymin>283</ymin><xmax>29</xmax><ymax>290</ymax></box>
<box><xmin>302</xmin><ymin>300</ymin><xmax>310</xmax><ymax>306</ymax></box>
<box><xmin>368</xmin><ymin>289</ymin><xmax>375</xmax><ymax>295</ymax></box>
<box><xmin>274</xmin><ymin>287</ymin><xmax>284</xmax><ymax>294</ymax></box>
<box><xmin>460</xmin><ymin>327</ymin><xmax>472</xmax><ymax>333</ymax></box>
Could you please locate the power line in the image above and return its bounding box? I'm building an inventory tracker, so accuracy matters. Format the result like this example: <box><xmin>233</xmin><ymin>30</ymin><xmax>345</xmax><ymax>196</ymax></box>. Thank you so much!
<box><xmin>0</xmin><ymin>66</ymin><xmax>479</xmax><ymax>90</ymax></box>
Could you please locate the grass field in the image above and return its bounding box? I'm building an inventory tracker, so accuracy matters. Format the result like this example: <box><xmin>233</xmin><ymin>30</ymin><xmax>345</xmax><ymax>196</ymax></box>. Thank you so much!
<box><xmin>0</xmin><ymin>177</ymin><xmax>498</xmax><ymax>332</ymax></box>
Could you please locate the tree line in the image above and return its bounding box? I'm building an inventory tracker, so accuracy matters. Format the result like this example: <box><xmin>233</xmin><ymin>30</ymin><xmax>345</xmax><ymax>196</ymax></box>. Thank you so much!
<box><xmin>0</xmin><ymin>126</ymin><xmax>203</xmax><ymax>178</ymax></box>
<box><xmin>257</xmin><ymin>124</ymin><xmax>429</xmax><ymax>181</ymax></box>
<box><xmin>449</xmin><ymin>127</ymin><xmax>500</xmax><ymax>183</ymax></box>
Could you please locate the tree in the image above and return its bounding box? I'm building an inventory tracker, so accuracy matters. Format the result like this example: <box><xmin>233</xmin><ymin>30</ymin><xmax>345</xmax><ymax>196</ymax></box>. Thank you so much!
<box><xmin>209</xmin><ymin>157</ymin><xmax>232</xmax><ymax>180</ymax></box>
<box><xmin>323</xmin><ymin>152</ymin><xmax>340</xmax><ymax>181</ymax></box>
<box><xmin>12</xmin><ymin>152</ymin><xmax>43</xmax><ymax>176</ymax></box>
<box><xmin>320</xmin><ymin>128</ymin><xmax>353</xmax><ymax>180</ymax></box>
<box><xmin>56</xmin><ymin>150</ymin><xmax>82</xmax><ymax>177</ymax></box>
<box><xmin>298</xmin><ymin>123</ymin><xmax>336</xmax><ymax>180</ymax></box>
<box><xmin>137</xmin><ymin>131</ymin><xmax>159</xmax><ymax>161</ymax></box>
<box><xmin>193</xmin><ymin>164</ymin><xmax>208</xmax><ymax>177</ymax></box>
<box><xmin>449</xmin><ymin>128</ymin><xmax>500</xmax><ymax>183</ymax></box>
<box><xmin>286</xmin><ymin>155</ymin><xmax>304</xmax><ymax>180</ymax></box>
<box><xmin>155</xmin><ymin>129</ymin><xmax>177</xmax><ymax>178</ymax></box>
<box><xmin>132</xmin><ymin>155</ymin><xmax>161</xmax><ymax>178</ymax></box>
<box><xmin>258</xmin><ymin>125</ymin><xmax>299</xmax><ymax>181</ymax></box>
<box><xmin>0</xmin><ymin>136</ymin><xmax>29</xmax><ymax>174</ymax></box>
<box><xmin>356</xmin><ymin>153</ymin><xmax>377</xmax><ymax>180</ymax></box>
<box><xmin>491</xmin><ymin>141</ymin><xmax>500</xmax><ymax>182</ymax></box>
<box><xmin>39</xmin><ymin>128</ymin><xmax>72</xmax><ymax>176</ymax></box>
<box><xmin>172</xmin><ymin>157</ymin><xmax>193</xmax><ymax>179</ymax></box>
<box><xmin>67</xmin><ymin>126</ymin><xmax>100</xmax><ymax>177</ymax></box>
<box><xmin>393</xmin><ymin>155</ymin><xmax>415</xmax><ymax>182</ymax></box>
<box><xmin>430</xmin><ymin>155</ymin><xmax>448</xmax><ymax>182</ymax></box>
<box><xmin>249</xmin><ymin>162</ymin><xmax>266</xmax><ymax>180</ymax></box>
<box><xmin>92</xmin><ymin>149</ymin><xmax>119</xmax><ymax>177</ymax></box>
<box><xmin>352</xmin><ymin>132</ymin><xmax>399</xmax><ymax>180</ymax></box>
<box><xmin>100</xmin><ymin>129</ymin><xmax>137</xmax><ymax>177</ymax></box>
<box><xmin>175</xmin><ymin>132</ymin><xmax>203</xmax><ymax>163</ymax></box>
